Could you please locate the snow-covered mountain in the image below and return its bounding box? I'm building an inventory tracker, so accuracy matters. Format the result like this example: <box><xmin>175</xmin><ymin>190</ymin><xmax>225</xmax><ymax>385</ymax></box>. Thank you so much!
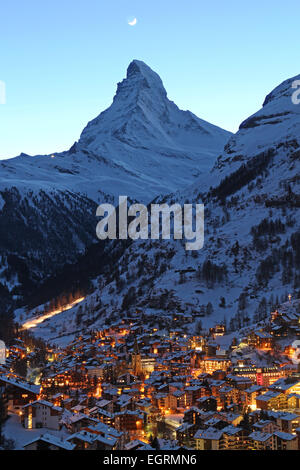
<box><xmin>0</xmin><ymin>60</ymin><xmax>231</xmax><ymax>309</ymax></box>
<box><xmin>190</xmin><ymin>73</ymin><xmax>300</xmax><ymax>195</ymax></box>
<box><xmin>27</xmin><ymin>72</ymin><xmax>300</xmax><ymax>343</ymax></box>
<box><xmin>0</xmin><ymin>60</ymin><xmax>231</xmax><ymax>203</ymax></box>
<box><xmin>76</xmin><ymin>60</ymin><xmax>231</xmax><ymax>200</ymax></box>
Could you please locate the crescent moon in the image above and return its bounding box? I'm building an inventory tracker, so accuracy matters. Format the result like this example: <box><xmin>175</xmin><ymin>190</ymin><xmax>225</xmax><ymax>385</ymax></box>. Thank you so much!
<box><xmin>128</xmin><ymin>18</ymin><xmax>137</xmax><ymax>26</ymax></box>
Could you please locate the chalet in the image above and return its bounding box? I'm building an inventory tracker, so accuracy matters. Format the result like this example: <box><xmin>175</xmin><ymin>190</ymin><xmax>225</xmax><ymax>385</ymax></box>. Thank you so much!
<box><xmin>90</xmin><ymin>406</ymin><xmax>114</xmax><ymax>425</ymax></box>
<box><xmin>196</xmin><ymin>396</ymin><xmax>217</xmax><ymax>412</ymax></box>
<box><xmin>114</xmin><ymin>410</ymin><xmax>145</xmax><ymax>432</ymax></box>
<box><xmin>23</xmin><ymin>433</ymin><xmax>75</xmax><ymax>451</ymax></box>
<box><xmin>115</xmin><ymin>394</ymin><xmax>132</xmax><ymax>412</ymax></box>
<box><xmin>209</xmin><ymin>324</ymin><xmax>226</xmax><ymax>338</ymax></box>
<box><xmin>200</xmin><ymin>357</ymin><xmax>231</xmax><ymax>374</ymax></box>
<box><xmin>247</xmin><ymin>331</ymin><xmax>274</xmax><ymax>350</ymax></box>
<box><xmin>253</xmin><ymin>420</ymin><xmax>278</xmax><ymax>434</ymax></box>
<box><xmin>194</xmin><ymin>427</ymin><xmax>223</xmax><ymax>450</ymax></box>
<box><xmin>249</xmin><ymin>431</ymin><xmax>275</xmax><ymax>450</ymax></box>
<box><xmin>270</xmin><ymin>310</ymin><xmax>300</xmax><ymax>337</ymax></box>
<box><xmin>66</xmin><ymin>430</ymin><xmax>97</xmax><ymax>450</ymax></box>
<box><xmin>184</xmin><ymin>406</ymin><xmax>204</xmax><ymax>425</ymax></box>
<box><xmin>255</xmin><ymin>391</ymin><xmax>286</xmax><ymax>410</ymax></box>
<box><xmin>0</xmin><ymin>374</ymin><xmax>40</xmax><ymax>411</ymax></box>
<box><xmin>171</xmin><ymin>390</ymin><xmax>186</xmax><ymax>409</ymax></box>
<box><xmin>176</xmin><ymin>422</ymin><xmax>197</xmax><ymax>447</ymax></box>
<box><xmin>221</xmin><ymin>425</ymin><xmax>248</xmax><ymax>450</ymax></box>
<box><xmin>63</xmin><ymin>412</ymin><xmax>99</xmax><ymax>433</ymax></box>
<box><xmin>22</xmin><ymin>400</ymin><xmax>63</xmax><ymax>430</ymax></box>
<box><xmin>71</xmin><ymin>404</ymin><xmax>88</xmax><ymax>414</ymax></box>
<box><xmin>9</xmin><ymin>339</ymin><xmax>26</xmax><ymax>359</ymax></box>
<box><xmin>286</xmin><ymin>393</ymin><xmax>300</xmax><ymax>409</ymax></box>
<box><xmin>227</xmin><ymin>374</ymin><xmax>253</xmax><ymax>390</ymax></box>
<box><xmin>242</xmin><ymin>385</ymin><xmax>265</xmax><ymax>407</ymax></box>
<box><xmin>269</xmin><ymin>376</ymin><xmax>300</xmax><ymax>395</ymax></box>
<box><xmin>66</xmin><ymin>430</ymin><xmax>117</xmax><ymax>450</ymax></box>
<box><xmin>125</xmin><ymin>439</ymin><xmax>150</xmax><ymax>451</ymax></box>
<box><xmin>218</xmin><ymin>385</ymin><xmax>239</xmax><ymax>408</ymax></box>
<box><xmin>272</xmin><ymin>412</ymin><xmax>300</xmax><ymax>433</ymax></box>
<box><xmin>274</xmin><ymin>431</ymin><xmax>298</xmax><ymax>450</ymax></box>
<box><xmin>87</xmin><ymin>421</ymin><xmax>125</xmax><ymax>449</ymax></box>
<box><xmin>217</xmin><ymin>411</ymin><xmax>243</xmax><ymax>427</ymax></box>
<box><xmin>95</xmin><ymin>398</ymin><xmax>114</xmax><ymax>413</ymax></box>
<box><xmin>230</xmin><ymin>367</ymin><xmax>257</xmax><ymax>383</ymax></box>
<box><xmin>185</xmin><ymin>385</ymin><xmax>202</xmax><ymax>407</ymax></box>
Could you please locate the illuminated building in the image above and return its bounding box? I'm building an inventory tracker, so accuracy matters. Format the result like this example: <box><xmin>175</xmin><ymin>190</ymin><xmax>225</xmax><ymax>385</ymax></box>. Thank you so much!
<box><xmin>247</xmin><ymin>331</ymin><xmax>274</xmax><ymax>350</ymax></box>
<box><xmin>131</xmin><ymin>339</ymin><xmax>142</xmax><ymax>376</ymax></box>
<box><xmin>200</xmin><ymin>357</ymin><xmax>231</xmax><ymax>374</ymax></box>
<box><xmin>22</xmin><ymin>400</ymin><xmax>63</xmax><ymax>430</ymax></box>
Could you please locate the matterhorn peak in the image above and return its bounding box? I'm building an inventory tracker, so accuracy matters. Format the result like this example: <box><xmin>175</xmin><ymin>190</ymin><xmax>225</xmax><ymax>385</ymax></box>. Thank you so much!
<box><xmin>78</xmin><ymin>59</ymin><xmax>230</xmax><ymax>158</ymax></box>
<box><xmin>126</xmin><ymin>60</ymin><xmax>165</xmax><ymax>88</ymax></box>
<box><xmin>113</xmin><ymin>59</ymin><xmax>167</xmax><ymax>102</ymax></box>
<box><xmin>60</xmin><ymin>59</ymin><xmax>231</xmax><ymax>200</ymax></box>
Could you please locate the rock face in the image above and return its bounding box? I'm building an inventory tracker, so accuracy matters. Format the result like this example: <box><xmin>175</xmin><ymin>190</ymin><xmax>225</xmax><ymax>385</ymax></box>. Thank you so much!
<box><xmin>0</xmin><ymin>60</ymin><xmax>231</xmax><ymax>308</ymax></box>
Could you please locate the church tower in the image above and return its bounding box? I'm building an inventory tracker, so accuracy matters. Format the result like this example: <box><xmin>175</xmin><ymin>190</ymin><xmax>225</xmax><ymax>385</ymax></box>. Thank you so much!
<box><xmin>132</xmin><ymin>338</ymin><xmax>142</xmax><ymax>376</ymax></box>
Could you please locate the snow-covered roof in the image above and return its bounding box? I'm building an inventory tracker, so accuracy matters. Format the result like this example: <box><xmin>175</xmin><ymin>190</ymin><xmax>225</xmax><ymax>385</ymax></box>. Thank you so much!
<box><xmin>222</xmin><ymin>425</ymin><xmax>242</xmax><ymax>436</ymax></box>
<box><xmin>23</xmin><ymin>433</ymin><xmax>75</xmax><ymax>450</ymax></box>
<box><xmin>23</xmin><ymin>399</ymin><xmax>62</xmax><ymax>412</ymax></box>
<box><xmin>270</xmin><ymin>377</ymin><xmax>300</xmax><ymax>391</ymax></box>
<box><xmin>249</xmin><ymin>431</ymin><xmax>273</xmax><ymax>442</ymax></box>
<box><xmin>67</xmin><ymin>430</ymin><xmax>117</xmax><ymax>447</ymax></box>
<box><xmin>0</xmin><ymin>374</ymin><xmax>40</xmax><ymax>395</ymax></box>
<box><xmin>125</xmin><ymin>439</ymin><xmax>148</xmax><ymax>450</ymax></box>
<box><xmin>194</xmin><ymin>427</ymin><xmax>223</xmax><ymax>440</ymax></box>
<box><xmin>274</xmin><ymin>431</ymin><xmax>297</xmax><ymax>441</ymax></box>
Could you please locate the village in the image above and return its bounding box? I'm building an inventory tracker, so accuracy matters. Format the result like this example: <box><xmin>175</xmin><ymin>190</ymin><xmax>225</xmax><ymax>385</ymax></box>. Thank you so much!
<box><xmin>1</xmin><ymin>299</ymin><xmax>300</xmax><ymax>451</ymax></box>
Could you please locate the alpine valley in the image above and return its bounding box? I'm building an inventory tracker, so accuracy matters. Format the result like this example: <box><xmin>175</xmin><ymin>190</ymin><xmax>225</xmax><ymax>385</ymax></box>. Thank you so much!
<box><xmin>0</xmin><ymin>61</ymin><xmax>299</xmax><ymax>344</ymax></box>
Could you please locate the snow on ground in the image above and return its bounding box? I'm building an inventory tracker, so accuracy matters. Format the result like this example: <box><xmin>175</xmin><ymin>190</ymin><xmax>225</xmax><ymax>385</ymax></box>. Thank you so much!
<box><xmin>3</xmin><ymin>413</ymin><xmax>69</xmax><ymax>450</ymax></box>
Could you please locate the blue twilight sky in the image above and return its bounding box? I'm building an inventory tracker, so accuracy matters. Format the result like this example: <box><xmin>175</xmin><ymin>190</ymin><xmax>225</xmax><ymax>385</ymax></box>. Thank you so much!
<box><xmin>0</xmin><ymin>0</ymin><xmax>299</xmax><ymax>159</ymax></box>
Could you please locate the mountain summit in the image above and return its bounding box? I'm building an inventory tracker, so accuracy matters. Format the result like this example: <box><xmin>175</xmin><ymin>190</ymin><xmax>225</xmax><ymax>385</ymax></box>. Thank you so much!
<box><xmin>123</xmin><ymin>59</ymin><xmax>167</xmax><ymax>98</ymax></box>
<box><xmin>77</xmin><ymin>59</ymin><xmax>231</xmax><ymax>193</ymax></box>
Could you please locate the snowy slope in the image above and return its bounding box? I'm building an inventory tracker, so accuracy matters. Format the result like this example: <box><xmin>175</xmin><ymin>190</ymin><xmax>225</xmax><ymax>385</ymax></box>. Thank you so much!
<box><xmin>188</xmin><ymin>73</ymin><xmax>300</xmax><ymax>195</ymax></box>
<box><xmin>29</xmin><ymin>72</ymin><xmax>300</xmax><ymax>342</ymax></box>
